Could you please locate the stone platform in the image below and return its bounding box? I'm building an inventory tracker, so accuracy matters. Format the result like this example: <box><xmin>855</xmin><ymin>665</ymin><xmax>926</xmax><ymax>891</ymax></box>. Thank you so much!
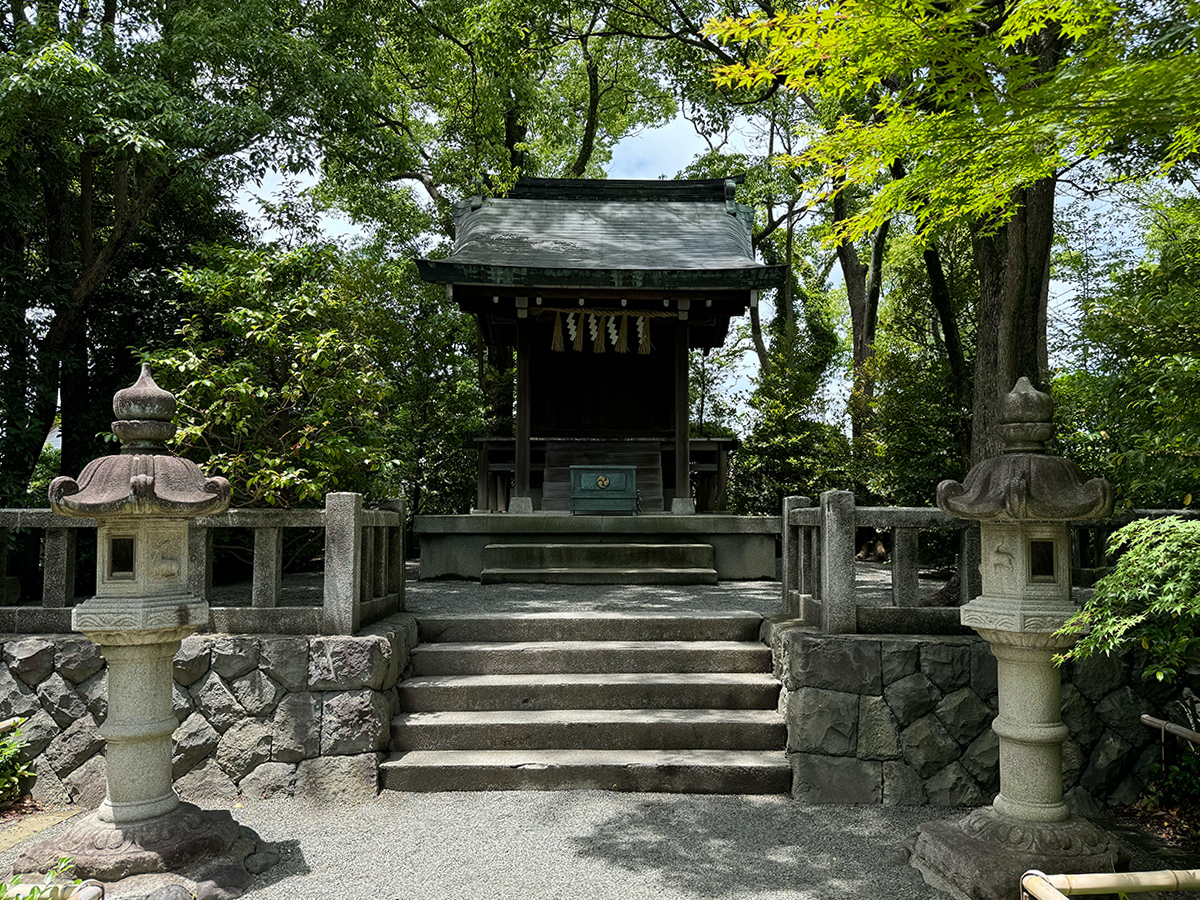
<box><xmin>414</xmin><ymin>513</ymin><xmax>780</xmax><ymax>581</ymax></box>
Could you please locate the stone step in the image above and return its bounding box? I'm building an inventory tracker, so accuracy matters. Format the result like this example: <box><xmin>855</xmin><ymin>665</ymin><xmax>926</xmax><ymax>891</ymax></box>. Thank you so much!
<box><xmin>390</xmin><ymin>708</ymin><xmax>786</xmax><ymax>751</ymax></box>
<box><xmin>379</xmin><ymin>749</ymin><xmax>791</xmax><ymax>793</ymax></box>
<box><xmin>416</xmin><ymin>612</ymin><xmax>764</xmax><ymax>643</ymax></box>
<box><xmin>398</xmin><ymin>672</ymin><xmax>780</xmax><ymax>712</ymax></box>
<box><xmin>410</xmin><ymin>640</ymin><xmax>773</xmax><ymax>675</ymax></box>
<box><xmin>481</xmin><ymin>566</ymin><xmax>718</xmax><ymax>585</ymax></box>
<box><xmin>482</xmin><ymin>542</ymin><xmax>714</xmax><ymax>570</ymax></box>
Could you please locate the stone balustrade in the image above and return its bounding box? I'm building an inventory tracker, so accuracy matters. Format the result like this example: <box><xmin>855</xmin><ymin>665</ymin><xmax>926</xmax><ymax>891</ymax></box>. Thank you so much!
<box><xmin>781</xmin><ymin>491</ymin><xmax>1199</xmax><ymax>635</ymax></box>
<box><xmin>0</xmin><ymin>492</ymin><xmax>404</xmax><ymax>636</ymax></box>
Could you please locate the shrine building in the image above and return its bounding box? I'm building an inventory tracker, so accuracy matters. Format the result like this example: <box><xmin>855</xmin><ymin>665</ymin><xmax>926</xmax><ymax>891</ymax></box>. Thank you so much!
<box><xmin>413</xmin><ymin>176</ymin><xmax>784</xmax><ymax>582</ymax></box>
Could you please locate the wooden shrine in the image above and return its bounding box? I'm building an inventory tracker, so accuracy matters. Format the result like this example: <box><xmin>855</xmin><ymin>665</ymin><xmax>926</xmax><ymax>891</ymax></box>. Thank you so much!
<box><xmin>416</xmin><ymin>177</ymin><xmax>783</xmax><ymax>513</ymax></box>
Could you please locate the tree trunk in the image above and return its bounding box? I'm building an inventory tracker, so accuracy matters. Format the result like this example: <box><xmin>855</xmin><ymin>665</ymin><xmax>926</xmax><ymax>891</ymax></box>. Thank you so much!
<box><xmin>970</xmin><ymin>176</ymin><xmax>1056</xmax><ymax>464</ymax></box>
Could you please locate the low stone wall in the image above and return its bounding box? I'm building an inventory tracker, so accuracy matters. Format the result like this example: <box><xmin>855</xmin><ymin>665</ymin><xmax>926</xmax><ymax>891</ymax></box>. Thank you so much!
<box><xmin>763</xmin><ymin>618</ymin><xmax>1195</xmax><ymax>810</ymax></box>
<box><xmin>0</xmin><ymin>614</ymin><xmax>418</xmax><ymax>807</ymax></box>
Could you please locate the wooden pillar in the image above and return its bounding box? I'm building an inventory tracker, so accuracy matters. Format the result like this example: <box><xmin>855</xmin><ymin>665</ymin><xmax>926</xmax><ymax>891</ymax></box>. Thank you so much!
<box><xmin>673</xmin><ymin>320</ymin><xmax>691</xmax><ymax>510</ymax></box>
<box><xmin>514</xmin><ymin>326</ymin><xmax>532</xmax><ymax>503</ymax></box>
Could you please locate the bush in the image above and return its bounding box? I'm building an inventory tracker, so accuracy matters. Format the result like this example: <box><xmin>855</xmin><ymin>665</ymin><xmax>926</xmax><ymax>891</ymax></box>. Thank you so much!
<box><xmin>1057</xmin><ymin>517</ymin><xmax>1200</xmax><ymax>683</ymax></box>
<box><xmin>0</xmin><ymin>718</ymin><xmax>34</xmax><ymax>805</ymax></box>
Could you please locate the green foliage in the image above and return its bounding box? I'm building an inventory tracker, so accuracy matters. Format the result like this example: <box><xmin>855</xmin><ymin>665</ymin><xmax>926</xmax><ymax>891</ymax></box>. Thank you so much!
<box><xmin>1057</xmin><ymin>517</ymin><xmax>1200</xmax><ymax>683</ymax></box>
<box><xmin>1142</xmin><ymin>747</ymin><xmax>1200</xmax><ymax>812</ymax></box>
<box><xmin>0</xmin><ymin>857</ymin><xmax>79</xmax><ymax>900</ymax></box>
<box><xmin>149</xmin><ymin>244</ymin><xmax>393</xmax><ymax>508</ymax></box>
<box><xmin>707</xmin><ymin>0</ymin><xmax>1200</xmax><ymax>244</ymax></box>
<box><xmin>1053</xmin><ymin>194</ymin><xmax>1200</xmax><ymax>509</ymax></box>
<box><xmin>0</xmin><ymin>718</ymin><xmax>33</xmax><ymax>805</ymax></box>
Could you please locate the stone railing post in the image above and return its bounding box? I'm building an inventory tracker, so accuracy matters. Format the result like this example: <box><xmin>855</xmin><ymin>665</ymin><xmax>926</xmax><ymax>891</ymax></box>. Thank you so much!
<box><xmin>360</xmin><ymin>522</ymin><xmax>376</xmax><ymax>606</ymax></box>
<box><xmin>891</xmin><ymin>527</ymin><xmax>920</xmax><ymax>607</ymax></box>
<box><xmin>41</xmin><ymin>528</ymin><xmax>76</xmax><ymax>608</ymax></box>
<box><xmin>819</xmin><ymin>490</ymin><xmax>856</xmax><ymax>634</ymax></box>
<box><xmin>252</xmin><ymin>526</ymin><xmax>283</xmax><ymax>608</ymax></box>
<box><xmin>188</xmin><ymin>524</ymin><xmax>213</xmax><ymax>601</ymax></box>
<box><xmin>781</xmin><ymin>496</ymin><xmax>802</xmax><ymax>615</ymax></box>
<box><xmin>380</xmin><ymin>498</ymin><xmax>406</xmax><ymax>613</ymax></box>
<box><xmin>324</xmin><ymin>492</ymin><xmax>363</xmax><ymax>635</ymax></box>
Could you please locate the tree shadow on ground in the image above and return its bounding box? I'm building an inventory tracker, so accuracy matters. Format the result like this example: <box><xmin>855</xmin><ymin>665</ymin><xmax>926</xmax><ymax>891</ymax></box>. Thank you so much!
<box><xmin>571</xmin><ymin>796</ymin><xmax>943</xmax><ymax>899</ymax></box>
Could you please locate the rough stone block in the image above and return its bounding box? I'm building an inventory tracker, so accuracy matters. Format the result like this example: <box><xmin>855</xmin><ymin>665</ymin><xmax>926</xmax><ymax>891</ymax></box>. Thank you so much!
<box><xmin>63</xmin><ymin>754</ymin><xmax>106</xmax><ymax>809</ymax></box>
<box><xmin>240</xmin><ymin>762</ymin><xmax>296</xmax><ymax>800</ymax></box>
<box><xmin>858</xmin><ymin>695</ymin><xmax>901</xmax><ymax>760</ymax></box>
<box><xmin>211</xmin><ymin>636</ymin><xmax>259</xmax><ymax>681</ymax></box>
<box><xmin>19</xmin><ymin>709</ymin><xmax>58</xmax><ymax>759</ymax></box>
<box><xmin>173</xmin><ymin>682</ymin><xmax>194</xmax><ymax>723</ymax></box>
<box><xmin>884</xmin><ymin>673</ymin><xmax>940</xmax><ymax>726</ymax></box>
<box><xmin>934</xmin><ymin>688</ymin><xmax>992</xmax><ymax>746</ymax></box>
<box><xmin>4</xmin><ymin>638</ymin><xmax>55</xmax><ymax>686</ymax></box>
<box><xmin>901</xmin><ymin>716</ymin><xmax>960</xmax><ymax>779</ymax></box>
<box><xmin>216</xmin><ymin>718</ymin><xmax>272</xmax><ymax>782</ymax></box>
<box><xmin>174</xmin><ymin>637</ymin><xmax>212</xmax><ymax>687</ymax></box>
<box><xmin>961</xmin><ymin>729</ymin><xmax>999</xmax><ymax>790</ymax></box>
<box><xmin>294</xmin><ymin>753</ymin><xmax>379</xmax><ymax>802</ymax></box>
<box><xmin>786</xmin><ymin>687</ymin><xmax>858</xmax><ymax>756</ymax></box>
<box><xmin>1095</xmin><ymin>686</ymin><xmax>1146</xmax><ymax>745</ymax></box>
<box><xmin>272</xmin><ymin>693</ymin><xmax>321</xmax><ymax>762</ymax></box>
<box><xmin>43</xmin><ymin>715</ymin><xmax>103</xmax><ymax>776</ymax></box>
<box><xmin>1079</xmin><ymin>728</ymin><xmax>1133</xmax><ymax>797</ymax></box>
<box><xmin>920</xmin><ymin>642</ymin><xmax>971</xmax><ymax>693</ymax></box>
<box><xmin>924</xmin><ymin>762</ymin><xmax>984</xmax><ymax>807</ymax></box>
<box><xmin>969</xmin><ymin>640</ymin><xmax>997</xmax><ymax>700</ymax></box>
<box><xmin>789</xmin><ymin>636</ymin><xmax>881</xmax><ymax>694</ymax></box>
<box><xmin>79</xmin><ymin>670</ymin><xmax>107</xmax><ymax>723</ymax></box>
<box><xmin>175</xmin><ymin>757</ymin><xmax>239</xmax><ymax>804</ymax></box>
<box><xmin>173</xmin><ymin>712</ymin><xmax>220</xmax><ymax>779</ymax></box>
<box><xmin>880</xmin><ymin>639</ymin><xmax>920</xmax><ymax>687</ymax></box>
<box><xmin>1070</xmin><ymin>653</ymin><xmax>1126</xmax><ymax>703</ymax></box>
<box><xmin>1110</xmin><ymin>774</ymin><xmax>1143</xmax><ymax>806</ymax></box>
<box><xmin>320</xmin><ymin>690</ymin><xmax>390</xmax><ymax>755</ymax></box>
<box><xmin>55</xmin><ymin>637</ymin><xmax>104</xmax><ymax>684</ymax></box>
<box><xmin>1061</xmin><ymin>684</ymin><xmax>1104</xmax><ymax>749</ymax></box>
<box><xmin>0</xmin><ymin>666</ymin><xmax>41</xmax><ymax>719</ymax></box>
<box><xmin>883</xmin><ymin>760</ymin><xmax>926</xmax><ymax>806</ymax></box>
<box><xmin>259</xmin><ymin>637</ymin><xmax>309</xmax><ymax>692</ymax></box>
<box><xmin>35</xmin><ymin>672</ymin><xmax>88</xmax><ymax>729</ymax></box>
<box><xmin>190</xmin><ymin>670</ymin><xmax>244</xmax><ymax>733</ymax></box>
<box><xmin>29</xmin><ymin>764</ymin><xmax>71</xmax><ymax>808</ymax></box>
<box><xmin>1064</xmin><ymin>785</ymin><xmax>1104</xmax><ymax>818</ymax></box>
<box><xmin>309</xmin><ymin>636</ymin><xmax>392</xmax><ymax>691</ymax></box>
<box><xmin>1062</xmin><ymin>739</ymin><xmax>1086</xmax><ymax>788</ymax></box>
<box><xmin>791</xmin><ymin>753</ymin><xmax>881</xmax><ymax>804</ymax></box>
<box><xmin>231</xmin><ymin>670</ymin><xmax>285</xmax><ymax>717</ymax></box>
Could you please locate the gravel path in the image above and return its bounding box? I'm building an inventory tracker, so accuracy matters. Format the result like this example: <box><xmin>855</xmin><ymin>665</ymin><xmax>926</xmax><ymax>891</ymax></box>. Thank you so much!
<box><xmin>231</xmin><ymin>792</ymin><xmax>947</xmax><ymax>900</ymax></box>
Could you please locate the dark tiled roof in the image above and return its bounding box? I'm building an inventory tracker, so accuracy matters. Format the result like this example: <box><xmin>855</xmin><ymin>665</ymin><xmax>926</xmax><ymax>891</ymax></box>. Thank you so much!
<box><xmin>417</xmin><ymin>178</ymin><xmax>784</xmax><ymax>291</ymax></box>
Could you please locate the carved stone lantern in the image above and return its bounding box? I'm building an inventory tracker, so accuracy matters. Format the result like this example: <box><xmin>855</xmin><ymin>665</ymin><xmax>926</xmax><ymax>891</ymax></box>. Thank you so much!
<box><xmin>911</xmin><ymin>378</ymin><xmax>1125</xmax><ymax>900</ymax></box>
<box><xmin>17</xmin><ymin>365</ymin><xmax>242</xmax><ymax>880</ymax></box>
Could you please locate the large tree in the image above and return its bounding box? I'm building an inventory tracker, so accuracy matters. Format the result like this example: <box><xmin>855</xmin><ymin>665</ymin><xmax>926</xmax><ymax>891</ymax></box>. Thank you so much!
<box><xmin>0</xmin><ymin>0</ymin><xmax>378</xmax><ymax>503</ymax></box>
<box><xmin>709</xmin><ymin>0</ymin><xmax>1200</xmax><ymax>462</ymax></box>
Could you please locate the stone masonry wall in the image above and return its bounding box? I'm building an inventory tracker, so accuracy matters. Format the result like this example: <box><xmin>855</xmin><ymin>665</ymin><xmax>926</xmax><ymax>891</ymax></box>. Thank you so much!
<box><xmin>764</xmin><ymin>621</ymin><xmax>1197</xmax><ymax>810</ymax></box>
<box><xmin>0</xmin><ymin>614</ymin><xmax>418</xmax><ymax>808</ymax></box>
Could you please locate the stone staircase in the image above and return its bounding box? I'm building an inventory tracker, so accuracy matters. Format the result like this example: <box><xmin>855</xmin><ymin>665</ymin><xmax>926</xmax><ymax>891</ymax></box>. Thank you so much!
<box><xmin>480</xmin><ymin>542</ymin><xmax>718</xmax><ymax>584</ymax></box>
<box><xmin>380</xmin><ymin>612</ymin><xmax>790</xmax><ymax>793</ymax></box>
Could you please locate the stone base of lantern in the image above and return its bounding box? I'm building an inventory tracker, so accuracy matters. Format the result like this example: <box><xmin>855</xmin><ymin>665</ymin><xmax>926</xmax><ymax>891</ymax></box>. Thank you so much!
<box><xmin>15</xmin><ymin>802</ymin><xmax>243</xmax><ymax>882</ymax></box>
<box><xmin>910</xmin><ymin>807</ymin><xmax>1127</xmax><ymax>900</ymax></box>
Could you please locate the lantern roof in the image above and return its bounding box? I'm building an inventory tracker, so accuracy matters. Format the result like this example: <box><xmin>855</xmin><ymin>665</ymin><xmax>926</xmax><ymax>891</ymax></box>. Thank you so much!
<box><xmin>937</xmin><ymin>378</ymin><xmax>1113</xmax><ymax>522</ymax></box>
<box><xmin>49</xmin><ymin>365</ymin><xmax>231</xmax><ymax>518</ymax></box>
